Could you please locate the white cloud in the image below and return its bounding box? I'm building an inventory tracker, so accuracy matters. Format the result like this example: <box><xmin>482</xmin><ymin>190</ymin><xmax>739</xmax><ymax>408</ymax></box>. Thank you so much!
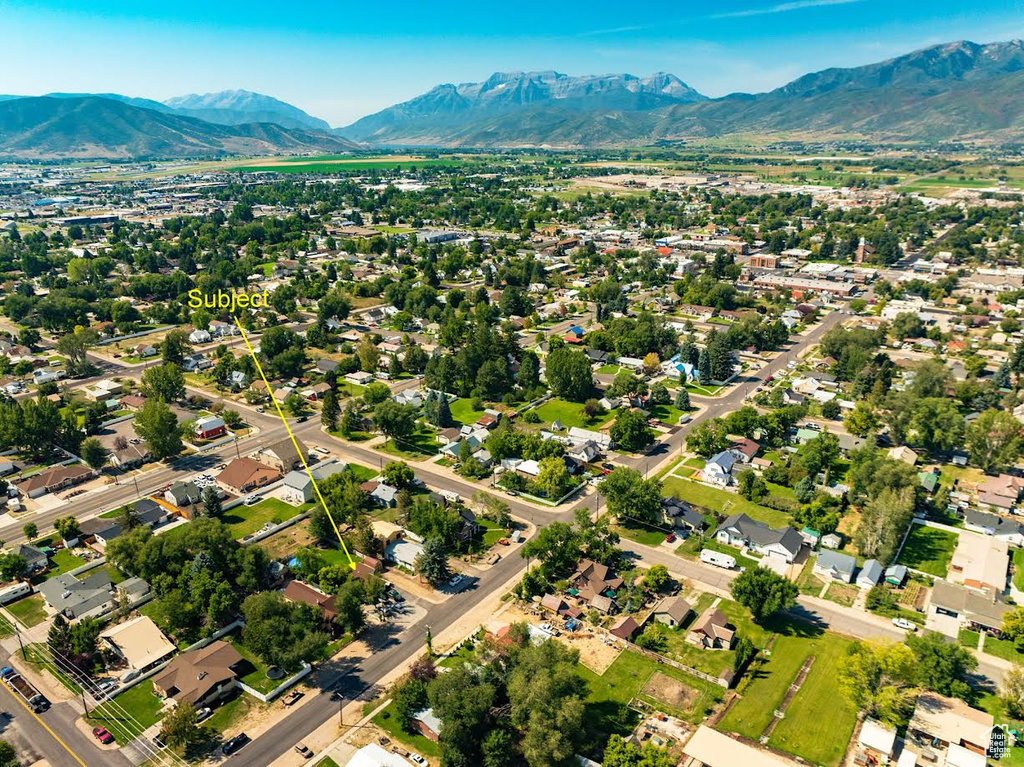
<box><xmin>711</xmin><ymin>0</ymin><xmax>865</xmax><ymax>20</ymax></box>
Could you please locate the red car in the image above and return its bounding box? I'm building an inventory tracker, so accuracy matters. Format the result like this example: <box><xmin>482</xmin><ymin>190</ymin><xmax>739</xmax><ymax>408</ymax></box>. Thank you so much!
<box><xmin>93</xmin><ymin>727</ymin><xmax>114</xmax><ymax>745</ymax></box>
<box><xmin>665</xmin><ymin>533</ymin><xmax>677</xmax><ymax>543</ymax></box>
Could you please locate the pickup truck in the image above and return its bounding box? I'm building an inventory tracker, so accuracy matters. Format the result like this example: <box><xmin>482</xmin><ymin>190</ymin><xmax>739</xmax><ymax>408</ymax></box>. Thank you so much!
<box><xmin>1</xmin><ymin>667</ymin><xmax>50</xmax><ymax>713</ymax></box>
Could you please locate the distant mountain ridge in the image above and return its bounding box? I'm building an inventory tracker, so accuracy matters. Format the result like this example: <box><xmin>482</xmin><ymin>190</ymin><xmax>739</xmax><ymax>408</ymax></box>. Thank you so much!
<box><xmin>0</xmin><ymin>96</ymin><xmax>358</xmax><ymax>160</ymax></box>
<box><xmin>163</xmin><ymin>89</ymin><xmax>331</xmax><ymax>132</ymax></box>
<box><xmin>341</xmin><ymin>71</ymin><xmax>707</xmax><ymax>142</ymax></box>
<box><xmin>341</xmin><ymin>39</ymin><xmax>1024</xmax><ymax>147</ymax></box>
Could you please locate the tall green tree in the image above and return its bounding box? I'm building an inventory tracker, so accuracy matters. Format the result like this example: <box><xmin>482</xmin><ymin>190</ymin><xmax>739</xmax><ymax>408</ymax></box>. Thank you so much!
<box><xmin>730</xmin><ymin>566</ymin><xmax>798</xmax><ymax>624</ymax></box>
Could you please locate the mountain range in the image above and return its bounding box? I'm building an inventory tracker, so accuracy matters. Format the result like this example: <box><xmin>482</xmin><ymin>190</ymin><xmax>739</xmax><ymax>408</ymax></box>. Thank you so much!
<box><xmin>1</xmin><ymin>39</ymin><xmax>1024</xmax><ymax>159</ymax></box>
<box><xmin>340</xmin><ymin>40</ymin><xmax>1024</xmax><ymax>147</ymax></box>
<box><xmin>0</xmin><ymin>96</ymin><xmax>358</xmax><ymax>160</ymax></box>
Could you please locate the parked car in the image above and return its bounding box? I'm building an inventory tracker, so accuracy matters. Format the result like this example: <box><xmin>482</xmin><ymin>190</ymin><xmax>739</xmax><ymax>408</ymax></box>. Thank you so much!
<box><xmin>388</xmin><ymin>589</ymin><xmax>404</xmax><ymax>602</ymax></box>
<box><xmin>283</xmin><ymin>690</ymin><xmax>304</xmax><ymax>706</ymax></box>
<box><xmin>664</xmin><ymin>533</ymin><xmax>676</xmax><ymax>544</ymax></box>
<box><xmin>92</xmin><ymin>727</ymin><xmax>114</xmax><ymax>745</ymax></box>
<box><xmin>891</xmin><ymin>618</ymin><xmax>917</xmax><ymax>631</ymax></box>
<box><xmin>410</xmin><ymin>755</ymin><xmax>428</xmax><ymax>767</ymax></box>
<box><xmin>195</xmin><ymin>707</ymin><xmax>213</xmax><ymax>723</ymax></box>
<box><xmin>222</xmin><ymin>734</ymin><xmax>251</xmax><ymax>755</ymax></box>
<box><xmin>295</xmin><ymin>743</ymin><xmax>313</xmax><ymax>758</ymax></box>
<box><xmin>244</xmin><ymin>494</ymin><xmax>261</xmax><ymax>505</ymax></box>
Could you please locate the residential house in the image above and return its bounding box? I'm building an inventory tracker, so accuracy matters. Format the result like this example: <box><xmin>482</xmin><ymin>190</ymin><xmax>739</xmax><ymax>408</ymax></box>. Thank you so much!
<box><xmin>385</xmin><ymin>538</ymin><xmax>424</xmax><ymax>570</ymax></box>
<box><xmin>11</xmin><ymin>543</ymin><xmax>47</xmax><ymax>573</ymax></box>
<box><xmin>411</xmin><ymin>708</ymin><xmax>442</xmax><ymax>742</ymax></box>
<box><xmin>164</xmin><ymin>480</ymin><xmax>203</xmax><ymax>508</ymax></box>
<box><xmin>216</xmin><ymin>457</ymin><xmax>282</xmax><ymax>494</ymax></box>
<box><xmin>569</xmin><ymin>559</ymin><xmax>624</xmax><ymax>613</ymax></box>
<box><xmin>715</xmin><ymin>514</ymin><xmax>804</xmax><ymax>563</ymax></box>
<box><xmin>228</xmin><ymin>371</ymin><xmax>249</xmax><ymax>390</ymax></box>
<box><xmin>686</xmin><ymin>607</ymin><xmax>735</xmax><ymax>649</ymax></box>
<box><xmin>948</xmin><ymin>531</ymin><xmax>1008</xmax><ymax>591</ymax></box>
<box><xmin>964</xmin><ymin>509</ymin><xmax>1024</xmax><ymax>546</ymax></box>
<box><xmin>80</xmin><ymin>499</ymin><xmax>170</xmax><ymax>545</ymax></box>
<box><xmin>182</xmin><ymin>353</ymin><xmax>212</xmax><ymax>372</ymax></box>
<box><xmin>681</xmin><ymin>726</ymin><xmax>801</xmax><ymax>767</ymax></box>
<box><xmin>814</xmin><ymin>550</ymin><xmax>856</xmax><ymax>583</ymax></box>
<box><xmin>907</xmin><ymin>691</ymin><xmax>993</xmax><ymax>757</ymax></box>
<box><xmin>255</xmin><ymin>438</ymin><xmax>308</xmax><ymax>473</ymax></box>
<box><xmin>888</xmin><ymin>445</ymin><xmax>919</xmax><ymax>466</ymax></box>
<box><xmin>857</xmin><ymin>720</ymin><xmax>898</xmax><ymax>766</ymax></box>
<box><xmin>857</xmin><ymin>559</ymin><xmax>884</xmax><ymax>589</ymax></box>
<box><xmin>609</xmin><ymin>615</ymin><xmax>640</xmax><ymax>641</ymax></box>
<box><xmin>98</xmin><ymin>616</ymin><xmax>176</xmax><ymax>672</ymax></box>
<box><xmin>283</xmin><ymin>580</ymin><xmax>338</xmax><ymax>621</ymax></box>
<box><xmin>703</xmin><ymin>451</ymin><xmax>736</xmax><ymax>486</ymax></box>
<box><xmin>194</xmin><ymin>415</ymin><xmax>227</xmax><ymax>440</ymax></box>
<box><xmin>282</xmin><ymin>461</ymin><xmax>349</xmax><ymax>504</ymax></box>
<box><xmin>977</xmin><ymin>473</ymin><xmax>1024</xmax><ymax>513</ymax></box>
<box><xmin>188</xmin><ymin>329</ymin><xmax>212</xmax><ymax>344</ymax></box>
<box><xmin>133</xmin><ymin>343</ymin><xmax>157</xmax><ymax>358</ymax></box>
<box><xmin>18</xmin><ymin>465</ymin><xmax>94</xmax><ymax>499</ymax></box>
<box><xmin>661</xmin><ymin>498</ymin><xmax>705</xmax><ymax>533</ymax></box>
<box><xmin>361</xmin><ymin>481</ymin><xmax>399</xmax><ymax>508</ymax></box>
<box><xmin>567</xmin><ymin>427</ymin><xmax>611</xmax><ymax>450</ymax></box>
<box><xmin>151</xmin><ymin>641</ymin><xmax>244</xmax><ymax>707</ymax></box>
<box><xmin>652</xmin><ymin>596</ymin><xmax>692</xmax><ymax>628</ymax></box>
<box><xmin>728</xmin><ymin>438</ymin><xmax>760</xmax><ymax>464</ymax></box>
<box><xmin>928</xmin><ymin>580</ymin><xmax>1011</xmax><ymax>637</ymax></box>
<box><xmin>39</xmin><ymin>571</ymin><xmax>146</xmax><ymax>620</ymax></box>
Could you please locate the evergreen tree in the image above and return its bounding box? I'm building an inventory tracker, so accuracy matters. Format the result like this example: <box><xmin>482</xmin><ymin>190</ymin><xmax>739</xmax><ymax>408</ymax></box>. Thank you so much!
<box><xmin>674</xmin><ymin>387</ymin><xmax>691</xmax><ymax>410</ymax></box>
<box><xmin>697</xmin><ymin>348</ymin><xmax>711</xmax><ymax>385</ymax></box>
<box><xmin>321</xmin><ymin>390</ymin><xmax>340</xmax><ymax>431</ymax></box>
<box><xmin>202</xmin><ymin>486</ymin><xmax>223</xmax><ymax>518</ymax></box>
<box><xmin>436</xmin><ymin>395</ymin><xmax>453</xmax><ymax>428</ymax></box>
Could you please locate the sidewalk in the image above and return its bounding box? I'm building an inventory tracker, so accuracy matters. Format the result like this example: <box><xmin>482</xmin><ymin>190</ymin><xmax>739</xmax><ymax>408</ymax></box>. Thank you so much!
<box><xmin>267</xmin><ymin>566</ymin><xmax>526</xmax><ymax>767</ymax></box>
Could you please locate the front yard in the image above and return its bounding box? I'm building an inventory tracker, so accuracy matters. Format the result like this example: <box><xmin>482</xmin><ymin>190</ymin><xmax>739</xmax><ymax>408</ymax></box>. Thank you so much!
<box><xmin>6</xmin><ymin>594</ymin><xmax>47</xmax><ymax>627</ymax></box>
<box><xmin>895</xmin><ymin>524</ymin><xmax>958</xmax><ymax>577</ymax></box>
<box><xmin>376</xmin><ymin>423</ymin><xmax>439</xmax><ymax>461</ymax></box>
<box><xmin>87</xmin><ymin>679</ymin><xmax>164</xmax><ymax>743</ymax></box>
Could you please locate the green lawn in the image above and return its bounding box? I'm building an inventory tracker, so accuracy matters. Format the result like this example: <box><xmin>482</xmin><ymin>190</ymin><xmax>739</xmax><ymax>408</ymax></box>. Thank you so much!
<box><xmin>662</xmin><ymin>476</ymin><xmax>791</xmax><ymax>528</ymax></box>
<box><xmin>1013</xmin><ymin>548</ymin><xmax>1024</xmax><ymax>591</ymax></box>
<box><xmin>532</xmin><ymin>398</ymin><xmax>614</xmax><ymax>430</ymax></box>
<box><xmin>767</xmin><ymin>632</ymin><xmax>858</xmax><ymax>767</ymax></box>
<box><xmin>102</xmin><ymin>563</ymin><xmax>128</xmax><ymax>585</ymax></box>
<box><xmin>372</xmin><ymin>700</ymin><xmax>442</xmax><ymax>759</ymax></box>
<box><xmin>449</xmin><ymin>398</ymin><xmax>486</xmax><ymax>426</ymax></box>
<box><xmin>895</xmin><ymin>524</ymin><xmax>958</xmax><ymax>577</ymax></box>
<box><xmin>38</xmin><ymin>548</ymin><xmax>85</xmax><ymax>581</ymax></box>
<box><xmin>579</xmin><ymin>649</ymin><xmax>725</xmax><ymax>733</ymax></box>
<box><xmin>596</xmin><ymin>364</ymin><xmax>622</xmax><ymax>375</ymax></box>
<box><xmin>6</xmin><ymin>594</ymin><xmax>47</xmax><ymax>627</ymax></box>
<box><xmin>676</xmin><ymin>536</ymin><xmax>760</xmax><ymax>570</ymax></box>
<box><xmin>718</xmin><ymin>623</ymin><xmax>820</xmax><ymax>739</ymax></box>
<box><xmin>377</xmin><ymin>423</ymin><xmax>439</xmax><ymax>461</ymax></box>
<box><xmin>87</xmin><ymin>679</ymin><xmax>164</xmax><ymax>743</ymax></box>
<box><xmin>229</xmin><ymin>637</ymin><xmax>284</xmax><ymax>694</ymax></box>
<box><xmin>204</xmin><ymin>690</ymin><xmax>265</xmax><ymax>734</ymax></box>
<box><xmin>959</xmin><ymin>628</ymin><xmax>981</xmax><ymax>649</ymax></box>
<box><xmin>222</xmin><ymin>498</ymin><xmax>312</xmax><ymax>539</ymax></box>
<box><xmin>648</xmin><ymin>403</ymin><xmax>686</xmax><ymax>425</ymax></box>
<box><xmin>615</xmin><ymin>522</ymin><xmax>671</xmax><ymax>547</ymax></box>
<box><xmin>345</xmin><ymin>463</ymin><xmax>379</xmax><ymax>482</ymax></box>
<box><xmin>983</xmin><ymin>636</ymin><xmax>1024</xmax><ymax>664</ymax></box>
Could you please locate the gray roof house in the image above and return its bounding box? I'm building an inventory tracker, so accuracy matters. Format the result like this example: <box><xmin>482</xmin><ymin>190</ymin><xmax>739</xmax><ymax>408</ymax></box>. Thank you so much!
<box><xmin>39</xmin><ymin>571</ymin><xmax>115</xmax><ymax>619</ymax></box>
<box><xmin>80</xmin><ymin>499</ymin><xmax>171</xmax><ymax>545</ymax></box>
<box><xmin>661</xmin><ymin>498</ymin><xmax>704</xmax><ymax>532</ymax></box>
<box><xmin>814</xmin><ymin>550</ymin><xmax>857</xmax><ymax>583</ymax></box>
<box><xmin>282</xmin><ymin>461</ymin><xmax>350</xmax><ymax>504</ymax></box>
<box><xmin>653</xmin><ymin>596</ymin><xmax>693</xmax><ymax>628</ymax></box>
<box><xmin>857</xmin><ymin>559</ymin><xmax>884</xmax><ymax>589</ymax></box>
<box><xmin>703</xmin><ymin>451</ymin><xmax>736</xmax><ymax>486</ymax></box>
<box><xmin>964</xmin><ymin>509</ymin><xmax>1024</xmax><ymax>546</ymax></box>
<box><xmin>165</xmin><ymin>481</ymin><xmax>202</xmax><ymax>508</ymax></box>
<box><xmin>12</xmin><ymin>543</ymin><xmax>48</xmax><ymax>573</ymax></box>
<box><xmin>714</xmin><ymin>514</ymin><xmax>803</xmax><ymax>563</ymax></box>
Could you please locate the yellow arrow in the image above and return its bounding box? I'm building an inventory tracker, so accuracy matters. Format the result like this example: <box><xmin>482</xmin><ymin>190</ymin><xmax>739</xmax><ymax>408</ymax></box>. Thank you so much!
<box><xmin>233</xmin><ymin>316</ymin><xmax>357</xmax><ymax>570</ymax></box>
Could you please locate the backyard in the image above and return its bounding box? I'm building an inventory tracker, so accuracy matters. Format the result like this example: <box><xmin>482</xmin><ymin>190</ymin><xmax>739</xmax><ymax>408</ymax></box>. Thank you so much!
<box><xmin>372</xmin><ymin>700</ymin><xmax>442</xmax><ymax>759</ymax></box>
<box><xmin>222</xmin><ymin>497</ymin><xmax>313</xmax><ymax>539</ymax></box>
<box><xmin>532</xmin><ymin>398</ymin><xmax>614</xmax><ymax>430</ymax></box>
<box><xmin>895</xmin><ymin>524</ymin><xmax>958</xmax><ymax>577</ymax></box>
<box><xmin>377</xmin><ymin>423</ymin><xmax>439</xmax><ymax>461</ymax></box>
<box><xmin>661</xmin><ymin>476</ymin><xmax>791</xmax><ymax>528</ymax></box>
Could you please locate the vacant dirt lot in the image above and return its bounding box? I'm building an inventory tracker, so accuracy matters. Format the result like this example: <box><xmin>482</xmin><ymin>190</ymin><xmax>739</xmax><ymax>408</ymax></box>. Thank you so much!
<box><xmin>643</xmin><ymin>672</ymin><xmax>698</xmax><ymax>711</ymax></box>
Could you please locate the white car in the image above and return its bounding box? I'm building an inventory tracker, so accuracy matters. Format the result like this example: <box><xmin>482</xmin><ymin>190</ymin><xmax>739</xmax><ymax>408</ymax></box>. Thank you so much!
<box><xmin>891</xmin><ymin>618</ymin><xmax>917</xmax><ymax>631</ymax></box>
<box><xmin>410</xmin><ymin>756</ymin><xmax>428</xmax><ymax>767</ymax></box>
<box><xmin>245</xmin><ymin>494</ymin><xmax>261</xmax><ymax>505</ymax></box>
<box><xmin>195</xmin><ymin>706</ymin><xmax>213</xmax><ymax>723</ymax></box>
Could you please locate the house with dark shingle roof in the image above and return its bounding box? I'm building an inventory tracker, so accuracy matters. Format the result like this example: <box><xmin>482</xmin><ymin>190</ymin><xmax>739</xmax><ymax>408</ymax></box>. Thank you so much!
<box><xmin>151</xmin><ymin>640</ymin><xmax>243</xmax><ymax>707</ymax></box>
<box><xmin>653</xmin><ymin>596</ymin><xmax>692</xmax><ymax>628</ymax></box>
<box><xmin>714</xmin><ymin>513</ymin><xmax>803</xmax><ymax>563</ymax></box>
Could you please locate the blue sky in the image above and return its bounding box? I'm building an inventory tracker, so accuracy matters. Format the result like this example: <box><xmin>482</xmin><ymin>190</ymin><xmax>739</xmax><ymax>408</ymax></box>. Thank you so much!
<box><xmin>3</xmin><ymin>0</ymin><xmax>1024</xmax><ymax>126</ymax></box>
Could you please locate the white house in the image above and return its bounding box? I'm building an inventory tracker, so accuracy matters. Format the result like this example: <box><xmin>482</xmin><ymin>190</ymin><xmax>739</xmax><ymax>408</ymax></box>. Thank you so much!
<box><xmin>703</xmin><ymin>451</ymin><xmax>736</xmax><ymax>486</ymax></box>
